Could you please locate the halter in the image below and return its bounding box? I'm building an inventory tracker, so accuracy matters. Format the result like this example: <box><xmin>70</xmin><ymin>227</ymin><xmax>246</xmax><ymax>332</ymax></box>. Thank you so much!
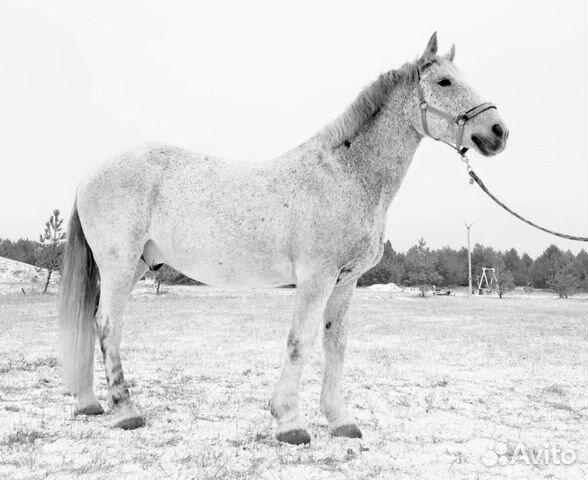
<box><xmin>414</xmin><ymin>69</ymin><xmax>588</xmax><ymax>243</ymax></box>
<box><xmin>415</xmin><ymin>73</ymin><xmax>496</xmax><ymax>156</ymax></box>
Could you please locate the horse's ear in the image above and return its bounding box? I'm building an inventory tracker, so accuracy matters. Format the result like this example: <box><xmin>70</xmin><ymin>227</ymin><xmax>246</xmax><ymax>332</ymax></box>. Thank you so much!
<box><xmin>420</xmin><ymin>32</ymin><xmax>438</xmax><ymax>62</ymax></box>
<box><xmin>444</xmin><ymin>44</ymin><xmax>456</xmax><ymax>62</ymax></box>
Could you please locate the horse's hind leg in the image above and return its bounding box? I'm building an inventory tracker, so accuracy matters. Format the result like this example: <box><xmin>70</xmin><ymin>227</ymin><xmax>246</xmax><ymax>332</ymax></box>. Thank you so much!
<box><xmin>74</xmin><ymin>378</ymin><xmax>104</xmax><ymax>416</ymax></box>
<box><xmin>95</xmin><ymin>259</ymin><xmax>148</xmax><ymax>429</ymax></box>
<box><xmin>320</xmin><ymin>281</ymin><xmax>362</xmax><ymax>438</ymax></box>
<box><xmin>270</xmin><ymin>270</ymin><xmax>337</xmax><ymax>444</ymax></box>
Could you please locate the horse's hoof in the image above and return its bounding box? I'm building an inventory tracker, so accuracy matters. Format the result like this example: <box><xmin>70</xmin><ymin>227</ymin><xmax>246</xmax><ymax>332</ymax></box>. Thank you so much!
<box><xmin>276</xmin><ymin>428</ymin><xmax>311</xmax><ymax>445</ymax></box>
<box><xmin>331</xmin><ymin>424</ymin><xmax>362</xmax><ymax>439</ymax></box>
<box><xmin>111</xmin><ymin>404</ymin><xmax>145</xmax><ymax>430</ymax></box>
<box><xmin>74</xmin><ymin>402</ymin><xmax>104</xmax><ymax>416</ymax></box>
<box><xmin>112</xmin><ymin>413</ymin><xmax>145</xmax><ymax>430</ymax></box>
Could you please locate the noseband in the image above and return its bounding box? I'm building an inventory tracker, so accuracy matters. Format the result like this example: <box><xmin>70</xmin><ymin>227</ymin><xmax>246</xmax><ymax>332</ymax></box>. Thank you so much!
<box><xmin>416</xmin><ymin>74</ymin><xmax>496</xmax><ymax>155</ymax></box>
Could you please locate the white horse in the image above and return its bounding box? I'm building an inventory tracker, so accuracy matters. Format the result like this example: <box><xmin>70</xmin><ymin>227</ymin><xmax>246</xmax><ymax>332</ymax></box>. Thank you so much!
<box><xmin>59</xmin><ymin>33</ymin><xmax>508</xmax><ymax>444</ymax></box>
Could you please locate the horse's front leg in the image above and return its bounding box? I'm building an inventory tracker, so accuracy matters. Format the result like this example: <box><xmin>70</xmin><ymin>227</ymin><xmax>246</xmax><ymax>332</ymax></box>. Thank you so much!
<box><xmin>320</xmin><ymin>280</ymin><xmax>362</xmax><ymax>438</ymax></box>
<box><xmin>270</xmin><ymin>271</ymin><xmax>337</xmax><ymax>445</ymax></box>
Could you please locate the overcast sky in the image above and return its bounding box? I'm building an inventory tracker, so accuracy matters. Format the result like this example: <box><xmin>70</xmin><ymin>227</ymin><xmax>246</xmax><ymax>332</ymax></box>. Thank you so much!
<box><xmin>1</xmin><ymin>0</ymin><xmax>586</xmax><ymax>257</ymax></box>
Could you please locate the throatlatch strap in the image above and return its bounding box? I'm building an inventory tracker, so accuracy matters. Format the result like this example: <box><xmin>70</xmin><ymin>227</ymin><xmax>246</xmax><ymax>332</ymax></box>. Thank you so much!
<box><xmin>420</xmin><ymin>103</ymin><xmax>431</xmax><ymax>137</ymax></box>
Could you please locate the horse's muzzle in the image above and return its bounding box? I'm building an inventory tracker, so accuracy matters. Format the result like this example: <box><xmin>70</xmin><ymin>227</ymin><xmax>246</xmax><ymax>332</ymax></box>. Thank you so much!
<box><xmin>471</xmin><ymin>123</ymin><xmax>508</xmax><ymax>156</ymax></box>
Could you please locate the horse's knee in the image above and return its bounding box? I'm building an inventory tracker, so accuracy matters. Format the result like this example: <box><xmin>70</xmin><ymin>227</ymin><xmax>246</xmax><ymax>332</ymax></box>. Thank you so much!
<box><xmin>287</xmin><ymin>331</ymin><xmax>311</xmax><ymax>364</ymax></box>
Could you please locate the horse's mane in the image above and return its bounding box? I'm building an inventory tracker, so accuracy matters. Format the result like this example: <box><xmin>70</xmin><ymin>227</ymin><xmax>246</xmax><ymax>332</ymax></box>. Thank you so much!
<box><xmin>320</xmin><ymin>61</ymin><xmax>421</xmax><ymax>148</ymax></box>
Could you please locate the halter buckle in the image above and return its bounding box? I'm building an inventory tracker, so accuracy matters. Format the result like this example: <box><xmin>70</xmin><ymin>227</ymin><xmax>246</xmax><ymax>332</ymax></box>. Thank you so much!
<box><xmin>420</xmin><ymin>102</ymin><xmax>427</xmax><ymax>110</ymax></box>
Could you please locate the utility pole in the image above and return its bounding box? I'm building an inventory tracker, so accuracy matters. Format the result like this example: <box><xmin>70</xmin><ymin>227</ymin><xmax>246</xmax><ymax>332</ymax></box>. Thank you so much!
<box><xmin>465</xmin><ymin>223</ymin><xmax>473</xmax><ymax>297</ymax></box>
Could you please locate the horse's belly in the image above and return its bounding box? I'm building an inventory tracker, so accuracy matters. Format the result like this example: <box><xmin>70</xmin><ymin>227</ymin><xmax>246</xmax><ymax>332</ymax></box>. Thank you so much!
<box><xmin>177</xmin><ymin>257</ymin><xmax>296</xmax><ymax>288</ymax></box>
<box><xmin>147</xmin><ymin>231</ymin><xmax>294</xmax><ymax>288</ymax></box>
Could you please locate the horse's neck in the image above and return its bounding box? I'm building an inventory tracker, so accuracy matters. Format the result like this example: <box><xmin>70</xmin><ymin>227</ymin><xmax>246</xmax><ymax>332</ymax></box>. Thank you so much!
<box><xmin>336</xmin><ymin>84</ymin><xmax>421</xmax><ymax>208</ymax></box>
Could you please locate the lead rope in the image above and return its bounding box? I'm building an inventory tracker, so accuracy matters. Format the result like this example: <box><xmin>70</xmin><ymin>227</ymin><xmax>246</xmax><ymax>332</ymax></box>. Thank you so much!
<box><xmin>459</xmin><ymin>154</ymin><xmax>588</xmax><ymax>242</ymax></box>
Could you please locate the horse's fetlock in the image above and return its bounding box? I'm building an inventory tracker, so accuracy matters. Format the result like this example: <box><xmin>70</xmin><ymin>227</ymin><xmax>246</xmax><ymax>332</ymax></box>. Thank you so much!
<box><xmin>320</xmin><ymin>402</ymin><xmax>338</xmax><ymax>422</ymax></box>
<box><xmin>110</xmin><ymin>374</ymin><xmax>126</xmax><ymax>389</ymax></box>
<box><xmin>270</xmin><ymin>390</ymin><xmax>298</xmax><ymax>420</ymax></box>
<box><xmin>109</xmin><ymin>385</ymin><xmax>130</xmax><ymax>408</ymax></box>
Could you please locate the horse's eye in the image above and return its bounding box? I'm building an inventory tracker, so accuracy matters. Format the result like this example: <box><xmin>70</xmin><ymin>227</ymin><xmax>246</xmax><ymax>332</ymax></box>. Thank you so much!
<box><xmin>437</xmin><ymin>78</ymin><xmax>452</xmax><ymax>87</ymax></box>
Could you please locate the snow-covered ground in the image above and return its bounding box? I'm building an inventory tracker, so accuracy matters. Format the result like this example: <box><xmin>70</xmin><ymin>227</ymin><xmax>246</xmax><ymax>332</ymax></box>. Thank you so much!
<box><xmin>0</xmin><ymin>256</ymin><xmax>58</xmax><ymax>295</ymax></box>
<box><xmin>0</xmin><ymin>281</ymin><xmax>587</xmax><ymax>479</ymax></box>
<box><xmin>366</xmin><ymin>282</ymin><xmax>405</xmax><ymax>292</ymax></box>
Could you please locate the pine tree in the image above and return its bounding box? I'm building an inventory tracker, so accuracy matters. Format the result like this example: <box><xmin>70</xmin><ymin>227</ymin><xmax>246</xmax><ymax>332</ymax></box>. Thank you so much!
<box><xmin>518</xmin><ymin>253</ymin><xmax>534</xmax><ymax>287</ymax></box>
<box><xmin>404</xmin><ymin>238</ymin><xmax>442</xmax><ymax>297</ymax></box>
<box><xmin>495</xmin><ymin>257</ymin><xmax>515</xmax><ymax>299</ymax></box>
<box><xmin>36</xmin><ymin>210</ymin><xmax>66</xmax><ymax>293</ymax></box>
<box><xmin>548</xmin><ymin>265</ymin><xmax>579</xmax><ymax>299</ymax></box>
<box><xmin>573</xmin><ymin>249</ymin><xmax>588</xmax><ymax>291</ymax></box>
<box><xmin>435</xmin><ymin>246</ymin><xmax>466</xmax><ymax>286</ymax></box>
<box><xmin>529</xmin><ymin>245</ymin><xmax>570</xmax><ymax>289</ymax></box>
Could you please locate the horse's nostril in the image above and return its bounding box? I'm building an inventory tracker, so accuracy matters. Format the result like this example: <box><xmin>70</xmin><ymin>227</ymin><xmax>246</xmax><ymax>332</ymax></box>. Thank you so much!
<box><xmin>492</xmin><ymin>124</ymin><xmax>504</xmax><ymax>138</ymax></box>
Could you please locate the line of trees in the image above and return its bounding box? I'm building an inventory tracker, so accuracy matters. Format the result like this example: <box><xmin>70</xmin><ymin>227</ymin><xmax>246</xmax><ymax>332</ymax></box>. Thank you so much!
<box><xmin>0</xmin><ymin>238</ymin><xmax>38</xmax><ymax>266</ymax></box>
<box><xmin>358</xmin><ymin>239</ymin><xmax>588</xmax><ymax>298</ymax></box>
<box><xmin>2</xmin><ymin>222</ymin><xmax>587</xmax><ymax>297</ymax></box>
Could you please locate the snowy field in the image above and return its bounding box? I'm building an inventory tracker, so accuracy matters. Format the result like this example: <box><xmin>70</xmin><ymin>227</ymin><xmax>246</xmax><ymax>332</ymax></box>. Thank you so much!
<box><xmin>0</xmin><ymin>284</ymin><xmax>587</xmax><ymax>480</ymax></box>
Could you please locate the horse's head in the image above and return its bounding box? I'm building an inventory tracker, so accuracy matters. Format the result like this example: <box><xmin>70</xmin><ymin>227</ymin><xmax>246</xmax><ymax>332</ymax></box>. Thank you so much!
<box><xmin>405</xmin><ymin>32</ymin><xmax>508</xmax><ymax>156</ymax></box>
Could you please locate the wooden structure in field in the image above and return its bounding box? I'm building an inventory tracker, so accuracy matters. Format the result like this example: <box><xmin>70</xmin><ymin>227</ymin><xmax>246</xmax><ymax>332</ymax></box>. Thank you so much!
<box><xmin>477</xmin><ymin>267</ymin><xmax>498</xmax><ymax>295</ymax></box>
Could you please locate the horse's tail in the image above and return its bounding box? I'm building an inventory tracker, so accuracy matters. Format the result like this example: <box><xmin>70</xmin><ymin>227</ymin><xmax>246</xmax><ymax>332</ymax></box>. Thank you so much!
<box><xmin>58</xmin><ymin>201</ymin><xmax>100</xmax><ymax>396</ymax></box>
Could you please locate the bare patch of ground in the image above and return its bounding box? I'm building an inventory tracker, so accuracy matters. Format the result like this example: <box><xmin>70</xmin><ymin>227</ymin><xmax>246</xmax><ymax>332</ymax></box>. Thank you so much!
<box><xmin>0</xmin><ymin>286</ymin><xmax>586</xmax><ymax>479</ymax></box>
